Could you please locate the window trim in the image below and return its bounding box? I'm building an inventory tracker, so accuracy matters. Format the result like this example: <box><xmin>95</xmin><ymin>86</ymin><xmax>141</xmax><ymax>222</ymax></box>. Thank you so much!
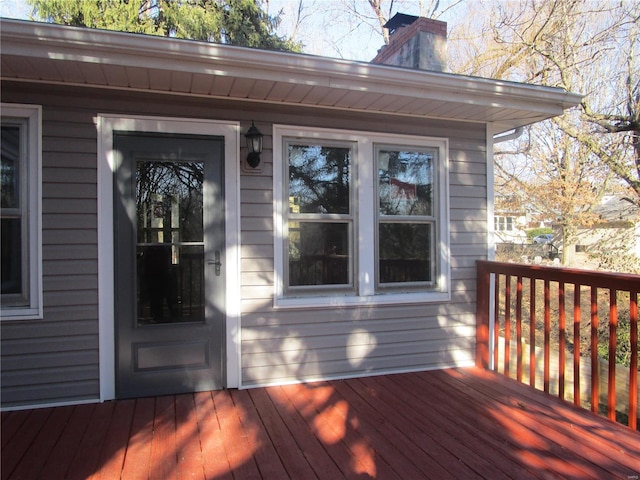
<box><xmin>1</xmin><ymin>104</ymin><xmax>43</xmax><ymax>320</ymax></box>
<box><xmin>274</xmin><ymin>125</ymin><xmax>450</xmax><ymax>309</ymax></box>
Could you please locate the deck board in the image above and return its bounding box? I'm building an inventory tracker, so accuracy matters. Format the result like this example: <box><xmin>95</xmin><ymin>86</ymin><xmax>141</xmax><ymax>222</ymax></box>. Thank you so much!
<box><xmin>2</xmin><ymin>367</ymin><xmax>639</xmax><ymax>480</ymax></box>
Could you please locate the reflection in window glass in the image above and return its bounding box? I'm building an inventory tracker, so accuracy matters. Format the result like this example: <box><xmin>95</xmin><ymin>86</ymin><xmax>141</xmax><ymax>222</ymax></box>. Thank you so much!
<box><xmin>379</xmin><ymin>223</ymin><xmax>431</xmax><ymax>283</ymax></box>
<box><xmin>286</xmin><ymin>141</ymin><xmax>353</xmax><ymax>290</ymax></box>
<box><xmin>1</xmin><ymin>106</ymin><xmax>41</xmax><ymax>318</ymax></box>
<box><xmin>277</xmin><ymin>129</ymin><xmax>446</xmax><ymax>300</ymax></box>
<box><xmin>289</xmin><ymin>222</ymin><xmax>350</xmax><ymax>286</ymax></box>
<box><xmin>1</xmin><ymin>219</ymin><xmax>22</xmax><ymax>294</ymax></box>
<box><xmin>377</xmin><ymin>146</ymin><xmax>436</xmax><ymax>288</ymax></box>
<box><xmin>136</xmin><ymin>161</ymin><xmax>204</xmax><ymax>244</ymax></box>
<box><xmin>135</xmin><ymin>161</ymin><xmax>205</xmax><ymax>324</ymax></box>
<box><xmin>137</xmin><ymin>244</ymin><xmax>204</xmax><ymax>324</ymax></box>
<box><xmin>1</xmin><ymin>124</ymin><xmax>26</xmax><ymax>304</ymax></box>
<box><xmin>288</xmin><ymin>144</ymin><xmax>350</xmax><ymax>214</ymax></box>
<box><xmin>378</xmin><ymin>148</ymin><xmax>433</xmax><ymax>216</ymax></box>
<box><xmin>1</xmin><ymin>126</ymin><xmax>20</xmax><ymax>209</ymax></box>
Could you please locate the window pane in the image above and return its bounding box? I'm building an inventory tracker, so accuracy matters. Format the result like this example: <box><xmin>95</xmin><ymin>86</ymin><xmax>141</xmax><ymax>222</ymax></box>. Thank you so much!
<box><xmin>288</xmin><ymin>144</ymin><xmax>350</xmax><ymax>214</ymax></box>
<box><xmin>1</xmin><ymin>125</ymin><xmax>20</xmax><ymax>209</ymax></box>
<box><xmin>1</xmin><ymin>218</ymin><xmax>22</xmax><ymax>296</ymax></box>
<box><xmin>379</xmin><ymin>223</ymin><xmax>431</xmax><ymax>284</ymax></box>
<box><xmin>289</xmin><ymin>222</ymin><xmax>350</xmax><ymax>286</ymax></box>
<box><xmin>379</xmin><ymin>148</ymin><xmax>433</xmax><ymax>216</ymax></box>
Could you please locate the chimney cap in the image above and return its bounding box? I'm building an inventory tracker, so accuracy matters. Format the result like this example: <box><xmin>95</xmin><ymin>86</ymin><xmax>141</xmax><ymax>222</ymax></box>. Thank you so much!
<box><xmin>383</xmin><ymin>13</ymin><xmax>419</xmax><ymax>34</ymax></box>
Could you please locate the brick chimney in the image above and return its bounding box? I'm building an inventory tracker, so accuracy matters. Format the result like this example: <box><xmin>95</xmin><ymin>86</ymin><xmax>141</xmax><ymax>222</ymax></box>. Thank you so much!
<box><xmin>372</xmin><ymin>13</ymin><xmax>447</xmax><ymax>72</ymax></box>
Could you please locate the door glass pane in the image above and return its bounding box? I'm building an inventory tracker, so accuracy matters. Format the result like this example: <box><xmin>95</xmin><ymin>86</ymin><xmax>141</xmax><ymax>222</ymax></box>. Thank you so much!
<box><xmin>136</xmin><ymin>161</ymin><xmax>204</xmax><ymax>324</ymax></box>
<box><xmin>379</xmin><ymin>223</ymin><xmax>432</xmax><ymax>284</ymax></box>
<box><xmin>378</xmin><ymin>148</ymin><xmax>434</xmax><ymax>216</ymax></box>
<box><xmin>289</xmin><ymin>222</ymin><xmax>350</xmax><ymax>286</ymax></box>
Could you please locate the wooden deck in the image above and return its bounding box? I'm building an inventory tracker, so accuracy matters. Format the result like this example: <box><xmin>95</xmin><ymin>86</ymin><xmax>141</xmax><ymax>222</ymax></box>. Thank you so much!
<box><xmin>2</xmin><ymin>367</ymin><xmax>639</xmax><ymax>479</ymax></box>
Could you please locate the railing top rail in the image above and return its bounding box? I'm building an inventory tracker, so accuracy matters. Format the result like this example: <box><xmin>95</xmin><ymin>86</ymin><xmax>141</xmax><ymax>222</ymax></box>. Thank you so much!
<box><xmin>477</xmin><ymin>260</ymin><xmax>640</xmax><ymax>291</ymax></box>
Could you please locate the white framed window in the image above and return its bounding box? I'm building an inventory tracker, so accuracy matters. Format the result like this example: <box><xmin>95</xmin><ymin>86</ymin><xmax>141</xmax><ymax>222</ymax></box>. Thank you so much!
<box><xmin>1</xmin><ymin>104</ymin><xmax>42</xmax><ymax>320</ymax></box>
<box><xmin>494</xmin><ymin>216</ymin><xmax>514</xmax><ymax>232</ymax></box>
<box><xmin>274</xmin><ymin>125</ymin><xmax>450</xmax><ymax>308</ymax></box>
<box><xmin>285</xmin><ymin>139</ymin><xmax>355</xmax><ymax>295</ymax></box>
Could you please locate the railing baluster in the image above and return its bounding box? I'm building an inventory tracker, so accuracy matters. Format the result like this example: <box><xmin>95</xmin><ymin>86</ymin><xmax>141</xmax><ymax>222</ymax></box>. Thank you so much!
<box><xmin>530</xmin><ymin>278</ymin><xmax>536</xmax><ymax>388</ymax></box>
<box><xmin>608</xmin><ymin>289</ymin><xmax>618</xmax><ymax>422</ymax></box>
<box><xmin>591</xmin><ymin>287</ymin><xmax>599</xmax><ymax>414</ymax></box>
<box><xmin>504</xmin><ymin>275</ymin><xmax>512</xmax><ymax>377</ymax></box>
<box><xmin>559</xmin><ymin>281</ymin><xmax>566</xmax><ymax>400</ymax></box>
<box><xmin>573</xmin><ymin>284</ymin><xmax>581</xmax><ymax>408</ymax></box>
<box><xmin>516</xmin><ymin>276</ymin><xmax>523</xmax><ymax>382</ymax></box>
<box><xmin>544</xmin><ymin>279</ymin><xmax>551</xmax><ymax>394</ymax></box>
<box><xmin>493</xmin><ymin>273</ymin><xmax>500</xmax><ymax>371</ymax></box>
<box><xmin>630</xmin><ymin>291</ymin><xmax>638</xmax><ymax>429</ymax></box>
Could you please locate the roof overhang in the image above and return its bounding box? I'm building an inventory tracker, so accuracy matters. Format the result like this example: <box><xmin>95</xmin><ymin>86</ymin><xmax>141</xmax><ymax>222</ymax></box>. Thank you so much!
<box><xmin>0</xmin><ymin>19</ymin><xmax>583</xmax><ymax>133</ymax></box>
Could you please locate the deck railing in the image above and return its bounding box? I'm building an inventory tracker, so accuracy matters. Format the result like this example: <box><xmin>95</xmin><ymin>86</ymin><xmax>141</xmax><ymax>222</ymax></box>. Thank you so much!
<box><xmin>476</xmin><ymin>260</ymin><xmax>639</xmax><ymax>429</ymax></box>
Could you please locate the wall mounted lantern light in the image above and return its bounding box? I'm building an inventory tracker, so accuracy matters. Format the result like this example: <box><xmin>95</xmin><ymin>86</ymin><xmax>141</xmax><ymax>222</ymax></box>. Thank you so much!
<box><xmin>245</xmin><ymin>121</ymin><xmax>263</xmax><ymax>168</ymax></box>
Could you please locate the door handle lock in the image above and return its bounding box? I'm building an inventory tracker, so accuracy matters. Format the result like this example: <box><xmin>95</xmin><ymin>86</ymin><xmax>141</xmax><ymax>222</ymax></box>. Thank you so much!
<box><xmin>208</xmin><ymin>251</ymin><xmax>222</xmax><ymax>276</ymax></box>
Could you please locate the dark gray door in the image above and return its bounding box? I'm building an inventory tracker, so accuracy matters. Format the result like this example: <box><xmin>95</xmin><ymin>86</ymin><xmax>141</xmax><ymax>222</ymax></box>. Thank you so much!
<box><xmin>114</xmin><ymin>133</ymin><xmax>225</xmax><ymax>398</ymax></box>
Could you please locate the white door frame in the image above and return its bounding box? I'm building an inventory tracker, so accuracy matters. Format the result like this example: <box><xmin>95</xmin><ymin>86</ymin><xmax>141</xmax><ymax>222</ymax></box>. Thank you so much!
<box><xmin>97</xmin><ymin>115</ymin><xmax>242</xmax><ymax>401</ymax></box>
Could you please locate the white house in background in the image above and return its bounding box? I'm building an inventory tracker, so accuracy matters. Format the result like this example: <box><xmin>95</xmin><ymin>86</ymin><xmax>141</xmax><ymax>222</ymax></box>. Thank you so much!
<box><xmin>576</xmin><ymin>195</ymin><xmax>640</xmax><ymax>258</ymax></box>
<box><xmin>0</xmin><ymin>15</ymin><xmax>581</xmax><ymax>409</ymax></box>
<box><xmin>494</xmin><ymin>212</ymin><xmax>529</xmax><ymax>244</ymax></box>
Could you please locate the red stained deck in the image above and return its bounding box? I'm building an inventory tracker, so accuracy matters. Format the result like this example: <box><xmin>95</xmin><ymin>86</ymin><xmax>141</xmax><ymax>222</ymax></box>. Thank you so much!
<box><xmin>2</xmin><ymin>367</ymin><xmax>639</xmax><ymax>479</ymax></box>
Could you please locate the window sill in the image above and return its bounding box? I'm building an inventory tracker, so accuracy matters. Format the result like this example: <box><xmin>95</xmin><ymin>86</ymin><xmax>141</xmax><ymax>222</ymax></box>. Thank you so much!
<box><xmin>274</xmin><ymin>290</ymin><xmax>451</xmax><ymax>310</ymax></box>
<box><xmin>0</xmin><ymin>307</ymin><xmax>43</xmax><ymax>321</ymax></box>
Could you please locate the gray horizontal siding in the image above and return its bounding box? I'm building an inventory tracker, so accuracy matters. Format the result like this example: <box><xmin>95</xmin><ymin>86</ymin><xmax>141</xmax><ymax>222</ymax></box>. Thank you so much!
<box><xmin>2</xmin><ymin>87</ymin><xmax>100</xmax><ymax>408</ymax></box>
<box><xmin>238</xmin><ymin>113</ymin><xmax>487</xmax><ymax>387</ymax></box>
<box><xmin>1</xmin><ymin>81</ymin><xmax>489</xmax><ymax>407</ymax></box>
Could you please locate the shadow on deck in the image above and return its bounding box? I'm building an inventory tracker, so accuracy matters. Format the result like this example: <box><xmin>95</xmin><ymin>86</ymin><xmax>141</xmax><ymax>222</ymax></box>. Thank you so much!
<box><xmin>2</xmin><ymin>367</ymin><xmax>639</xmax><ymax>479</ymax></box>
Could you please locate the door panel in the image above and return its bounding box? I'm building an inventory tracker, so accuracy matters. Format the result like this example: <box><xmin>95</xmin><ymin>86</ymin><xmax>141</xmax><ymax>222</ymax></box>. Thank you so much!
<box><xmin>114</xmin><ymin>133</ymin><xmax>224</xmax><ymax>398</ymax></box>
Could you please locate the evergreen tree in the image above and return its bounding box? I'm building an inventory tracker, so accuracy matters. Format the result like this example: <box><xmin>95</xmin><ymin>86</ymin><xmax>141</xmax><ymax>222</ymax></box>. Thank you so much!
<box><xmin>26</xmin><ymin>0</ymin><xmax>301</xmax><ymax>52</ymax></box>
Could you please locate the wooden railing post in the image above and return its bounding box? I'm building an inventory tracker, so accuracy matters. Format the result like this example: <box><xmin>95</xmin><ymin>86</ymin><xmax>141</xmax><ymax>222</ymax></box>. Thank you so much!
<box><xmin>476</xmin><ymin>261</ymin><xmax>491</xmax><ymax>369</ymax></box>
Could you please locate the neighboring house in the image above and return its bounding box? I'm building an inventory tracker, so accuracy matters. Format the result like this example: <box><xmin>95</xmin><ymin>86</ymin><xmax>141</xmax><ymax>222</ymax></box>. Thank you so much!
<box><xmin>575</xmin><ymin>195</ymin><xmax>640</xmax><ymax>257</ymax></box>
<box><xmin>494</xmin><ymin>213</ymin><xmax>528</xmax><ymax>244</ymax></box>
<box><xmin>0</xmin><ymin>15</ymin><xmax>581</xmax><ymax>409</ymax></box>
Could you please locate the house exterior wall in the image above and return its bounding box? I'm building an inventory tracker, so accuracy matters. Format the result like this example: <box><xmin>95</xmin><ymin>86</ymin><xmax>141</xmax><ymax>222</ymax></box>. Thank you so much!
<box><xmin>1</xmin><ymin>81</ymin><xmax>488</xmax><ymax>408</ymax></box>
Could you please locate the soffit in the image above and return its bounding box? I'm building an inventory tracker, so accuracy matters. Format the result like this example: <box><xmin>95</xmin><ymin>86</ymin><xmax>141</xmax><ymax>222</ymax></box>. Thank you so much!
<box><xmin>0</xmin><ymin>19</ymin><xmax>582</xmax><ymax>133</ymax></box>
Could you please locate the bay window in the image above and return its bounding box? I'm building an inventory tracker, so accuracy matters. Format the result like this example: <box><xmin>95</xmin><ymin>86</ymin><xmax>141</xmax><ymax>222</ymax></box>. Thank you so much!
<box><xmin>274</xmin><ymin>125</ymin><xmax>449</xmax><ymax>307</ymax></box>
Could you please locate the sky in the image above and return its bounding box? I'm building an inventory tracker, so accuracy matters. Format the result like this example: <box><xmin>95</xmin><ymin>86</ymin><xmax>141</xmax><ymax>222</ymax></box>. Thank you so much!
<box><xmin>0</xmin><ymin>0</ymin><xmax>29</xmax><ymax>19</ymax></box>
<box><xmin>0</xmin><ymin>0</ymin><xmax>465</xmax><ymax>63</ymax></box>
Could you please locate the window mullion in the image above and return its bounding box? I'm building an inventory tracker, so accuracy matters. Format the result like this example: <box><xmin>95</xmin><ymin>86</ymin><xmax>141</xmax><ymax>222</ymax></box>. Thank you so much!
<box><xmin>358</xmin><ymin>138</ymin><xmax>375</xmax><ymax>297</ymax></box>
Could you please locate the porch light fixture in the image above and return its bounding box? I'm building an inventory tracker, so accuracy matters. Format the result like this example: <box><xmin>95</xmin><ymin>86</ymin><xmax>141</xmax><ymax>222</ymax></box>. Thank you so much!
<box><xmin>245</xmin><ymin>121</ymin><xmax>263</xmax><ymax>168</ymax></box>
